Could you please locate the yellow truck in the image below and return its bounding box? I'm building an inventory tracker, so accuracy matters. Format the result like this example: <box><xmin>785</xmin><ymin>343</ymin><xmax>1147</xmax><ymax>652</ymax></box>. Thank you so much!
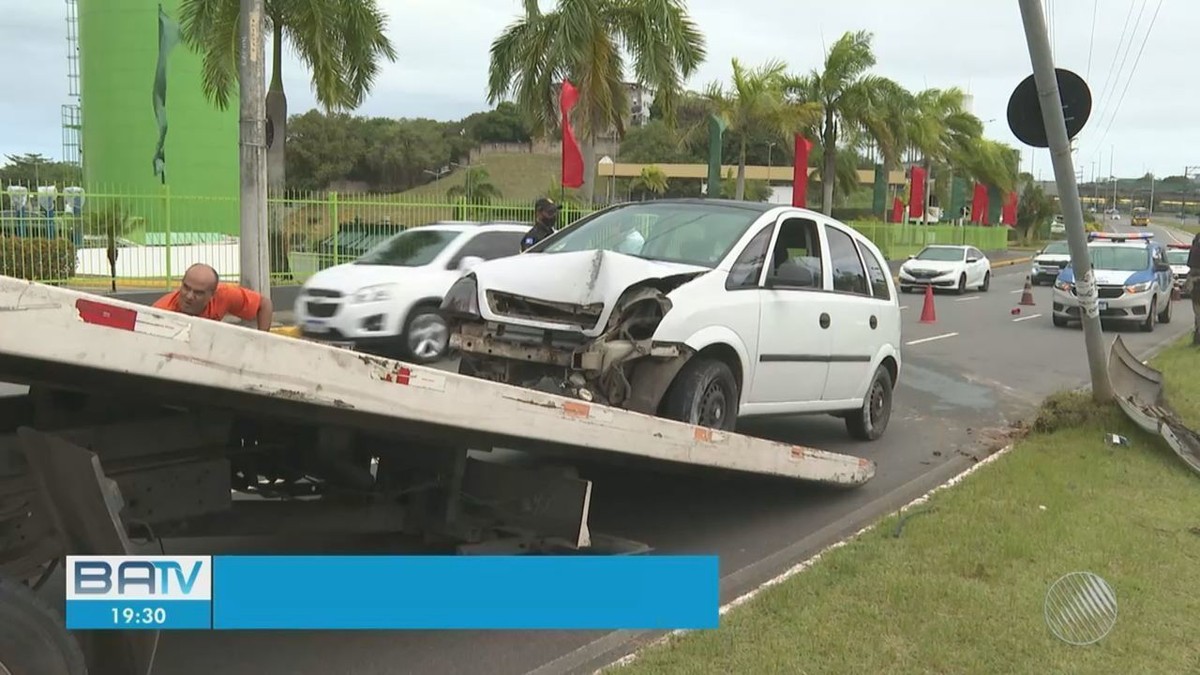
<box><xmin>1132</xmin><ymin>206</ymin><xmax>1150</xmax><ymax>227</ymax></box>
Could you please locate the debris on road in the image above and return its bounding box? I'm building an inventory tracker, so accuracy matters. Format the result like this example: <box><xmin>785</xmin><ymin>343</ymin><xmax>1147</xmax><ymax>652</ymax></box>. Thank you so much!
<box><xmin>1104</xmin><ymin>433</ymin><xmax>1131</xmax><ymax>448</ymax></box>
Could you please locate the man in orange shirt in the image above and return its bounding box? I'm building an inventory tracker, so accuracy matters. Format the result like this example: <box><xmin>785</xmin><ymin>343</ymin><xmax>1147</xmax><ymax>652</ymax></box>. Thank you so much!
<box><xmin>153</xmin><ymin>263</ymin><xmax>274</xmax><ymax>331</ymax></box>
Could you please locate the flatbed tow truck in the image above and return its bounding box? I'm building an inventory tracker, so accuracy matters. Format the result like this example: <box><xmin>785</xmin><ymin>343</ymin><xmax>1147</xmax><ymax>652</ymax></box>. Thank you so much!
<box><xmin>0</xmin><ymin>275</ymin><xmax>875</xmax><ymax>675</ymax></box>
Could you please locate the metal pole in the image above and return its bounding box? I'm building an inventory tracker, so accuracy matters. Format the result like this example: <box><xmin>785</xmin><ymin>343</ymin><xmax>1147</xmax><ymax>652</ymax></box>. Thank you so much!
<box><xmin>1017</xmin><ymin>0</ymin><xmax>1113</xmax><ymax>401</ymax></box>
<box><xmin>238</xmin><ymin>0</ymin><xmax>269</xmax><ymax>294</ymax></box>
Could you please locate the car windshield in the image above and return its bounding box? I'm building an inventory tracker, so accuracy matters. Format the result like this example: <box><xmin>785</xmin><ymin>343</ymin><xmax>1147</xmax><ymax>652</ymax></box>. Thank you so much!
<box><xmin>535</xmin><ymin>202</ymin><xmax>762</xmax><ymax>268</ymax></box>
<box><xmin>1167</xmin><ymin>249</ymin><xmax>1190</xmax><ymax>265</ymax></box>
<box><xmin>914</xmin><ymin>247</ymin><xmax>965</xmax><ymax>262</ymax></box>
<box><xmin>1088</xmin><ymin>246</ymin><xmax>1150</xmax><ymax>272</ymax></box>
<box><xmin>1133</xmin><ymin>208</ymin><xmax>1149</xmax><ymax>216</ymax></box>
<box><xmin>354</xmin><ymin>228</ymin><xmax>460</xmax><ymax>266</ymax></box>
<box><xmin>1042</xmin><ymin>242</ymin><xmax>1069</xmax><ymax>255</ymax></box>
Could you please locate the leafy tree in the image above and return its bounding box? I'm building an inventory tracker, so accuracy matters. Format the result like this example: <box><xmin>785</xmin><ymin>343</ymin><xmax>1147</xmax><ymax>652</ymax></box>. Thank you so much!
<box><xmin>0</xmin><ymin>154</ymin><xmax>81</xmax><ymax>188</ymax></box>
<box><xmin>179</xmin><ymin>0</ymin><xmax>398</xmax><ymax>193</ymax></box>
<box><xmin>618</xmin><ymin>120</ymin><xmax>692</xmax><ymax>164</ymax></box>
<box><xmin>785</xmin><ymin>30</ymin><xmax>904</xmax><ymax>215</ymax></box>
<box><xmin>486</xmin><ymin>0</ymin><xmax>707</xmax><ymax>203</ymax></box>
<box><xmin>896</xmin><ymin>87</ymin><xmax>983</xmax><ymax>220</ymax></box>
<box><xmin>1016</xmin><ymin>178</ymin><xmax>1055</xmax><ymax>244</ymax></box>
<box><xmin>446</xmin><ymin>167</ymin><xmax>503</xmax><ymax>203</ymax></box>
<box><xmin>703</xmin><ymin>59</ymin><xmax>820</xmax><ymax>200</ymax></box>
<box><xmin>460</xmin><ymin>102</ymin><xmax>532</xmax><ymax>144</ymax></box>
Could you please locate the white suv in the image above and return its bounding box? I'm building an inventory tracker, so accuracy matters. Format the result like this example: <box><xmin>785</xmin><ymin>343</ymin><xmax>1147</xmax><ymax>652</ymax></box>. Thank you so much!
<box><xmin>441</xmin><ymin>199</ymin><xmax>902</xmax><ymax>441</ymax></box>
<box><xmin>294</xmin><ymin>221</ymin><xmax>528</xmax><ymax>363</ymax></box>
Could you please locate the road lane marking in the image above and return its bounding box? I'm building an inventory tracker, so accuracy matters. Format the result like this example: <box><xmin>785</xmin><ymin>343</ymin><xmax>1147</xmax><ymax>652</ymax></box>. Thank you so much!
<box><xmin>899</xmin><ymin>306</ymin><xmax>909</xmax><ymax>310</ymax></box>
<box><xmin>1010</xmin><ymin>288</ymin><xmax>1027</xmax><ymax>294</ymax></box>
<box><xmin>905</xmin><ymin>332</ymin><xmax>958</xmax><ymax>346</ymax></box>
<box><xmin>1013</xmin><ymin>313</ymin><xmax>1042</xmax><ymax>322</ymax></box>
<box><xmin>954</xmin><ymin>296</ymin><xmax>980</xmax><ymax>302</ymax></box>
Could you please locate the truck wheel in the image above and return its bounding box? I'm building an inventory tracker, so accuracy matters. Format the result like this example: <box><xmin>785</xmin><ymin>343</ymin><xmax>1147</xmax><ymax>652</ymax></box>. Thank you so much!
<box><xmin>845</xmin><ymin>365</ymin><xmax>893</xmax><ymax>442</ymax></box>
<box><xmin>661</xmin><ymin>358</ymin><xmax>740</xmax><ymax>431</ymax></box>
<box><xmin>0</xmin><ymin>576</ymin><xmax>87</xmax><ymax>675</ymax></box>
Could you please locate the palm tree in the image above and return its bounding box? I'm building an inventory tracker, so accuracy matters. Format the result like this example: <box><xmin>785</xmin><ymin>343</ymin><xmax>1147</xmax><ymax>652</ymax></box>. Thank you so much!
<box><xmin>486</xmin><ymin>0</ymin><xmax>706</xmax><ymax>203</ymax></box>
<box><xmin>703</xmin><ymin>59</ymin><xmax>820</xmax><ymax>200</ymax></box>
<box><xmin>631</xmin><ymin>165</ymin><xmax>669</xmax><ymax>199</ymax></box>
<box><xmin>178</xmin><ymin>0</ymin><xmax>397</xmax><ymax>193</ymax></box>
<box><xmin>446</xmin><ymin>167</ymin><xmax>502</xmax><ymax>204</ymax></box>
<box><xmin>897</xmin><ymin>87</ymin><xmax>983</xmax><ymax>221</ymax></box>
<box><xmin>785</xmin><ymin>30</ymin><xmax>904</xmax><ymax>215</ymax></box>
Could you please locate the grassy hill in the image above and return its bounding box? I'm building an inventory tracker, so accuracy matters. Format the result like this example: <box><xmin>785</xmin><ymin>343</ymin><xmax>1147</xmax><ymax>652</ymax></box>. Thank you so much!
<box><xmin>401</xmin><ymin>152</ymin><xmax>562</xmax><ymax>202</ymax></box>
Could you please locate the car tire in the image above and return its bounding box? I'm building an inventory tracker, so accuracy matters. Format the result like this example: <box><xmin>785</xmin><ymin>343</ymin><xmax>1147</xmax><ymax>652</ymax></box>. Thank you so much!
<box><xmin>660</xmin><ymin>357</ymin><xmax>740</xmax><ymax>432</ymax></box>
<box><xmin>845</xmin><ymin>365</ymin><xmax>894</xmax><ymax>442</ymax></box>
<box><xmin>980</xmin><ymin>271</ymin><xmax>991</xmax><ymax>292</ymax></box>
<box><xmin>0</xmin><ymin>575</ymin><xmax>88</xmax><ymax>675</ymax></box>
<box><xmin>956</xmin><ymin>273</ymin><xmax>967</xmax><ymax>294</ymax></box>
<box><xmin>1141</xmin><ymin>297</ymin><xmax>1156</xmax><ymax>332</ymax></box>
<box><xmin>1052</xmin><ymin>314</ymin><xmax>1068</xmax><ymax>328</ymax></box>
<box><xmin>403</xmin><ymin>306</ymin><xmax>450</xmax><ymax>365</ymax></box>
<box><xmin>1158</xmin><ymin>293</ymin><xmax>1172</xmax><ymax>324</ymax></box>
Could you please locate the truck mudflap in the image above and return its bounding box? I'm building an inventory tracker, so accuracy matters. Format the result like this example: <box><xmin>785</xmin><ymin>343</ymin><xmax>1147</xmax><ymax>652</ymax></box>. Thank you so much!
<box><xmin>1108</xmin><ymin>335</ymin><xmax>1200</xmax><ymax>476</ymax></box>
<box><xmin>0</xmin><ymin>276</ymin><xmax>875</xmax><ymax>488</ymax></box>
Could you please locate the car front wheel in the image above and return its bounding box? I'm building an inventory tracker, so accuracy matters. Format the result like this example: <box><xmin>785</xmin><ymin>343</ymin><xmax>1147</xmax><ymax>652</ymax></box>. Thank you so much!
<box><xmin>845</xmin><ymin>365</ymin><xmax>894</xmax><ymax>441</ymax></box>
<box><xmin>404</xmin><ymin>307</ymin><xmax>451</xmax><ymax>364</ymax></box>
<box><xmin>660</xmin><ymin>357</ymin><xmax>740</xmax><ymax>431</ymax></box>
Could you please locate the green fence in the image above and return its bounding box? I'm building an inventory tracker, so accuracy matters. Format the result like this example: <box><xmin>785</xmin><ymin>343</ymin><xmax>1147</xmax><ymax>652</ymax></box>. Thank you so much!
<box><xmin>0</xmin><ymin>186</ymin><xmax>1008</xmax><ymax>288</ymax></box>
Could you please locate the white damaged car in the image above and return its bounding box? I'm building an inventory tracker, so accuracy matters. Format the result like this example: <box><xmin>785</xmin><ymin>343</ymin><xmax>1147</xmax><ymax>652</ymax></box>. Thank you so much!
<box><xmin>441</xmin><ymin>199</ymin><xmax>903</xmax><ymax>440</ymax></box>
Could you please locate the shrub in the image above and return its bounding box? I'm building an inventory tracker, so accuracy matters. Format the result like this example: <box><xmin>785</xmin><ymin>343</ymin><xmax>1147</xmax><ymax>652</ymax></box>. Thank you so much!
<box><xmin>0</xmin><ymin>237</ymin><xmax>78</xmax><ymax>282</ymax></box>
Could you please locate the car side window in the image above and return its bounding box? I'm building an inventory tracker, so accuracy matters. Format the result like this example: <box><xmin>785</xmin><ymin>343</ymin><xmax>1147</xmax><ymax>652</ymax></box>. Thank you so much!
<box><xmin>856</xmin><ymin>240</ymin><xmax>891</xmax><ymax>301</ymax></box>
<box><xmin>447</xmin><ymin>231</ymin><xmax>525</xmax><ymax>268</ymax></box>
<box><xmin>725</xmin><ymin>225</ymin><xmax>774</xmax><ymax>290</ymax></box>
<box><xmin>824</xmin><ymin>225</ymin><xmax>871</xmax><ymax>296</ymax></box>
<box><xmin>765</xmin><ymin>217</ymin><xmax>823</xmax><ymax>289</ymax></box>
<box><xmin>969</xmin><ymin>247</ymin><xmax>983</xmax><ymax>260</ymax></box>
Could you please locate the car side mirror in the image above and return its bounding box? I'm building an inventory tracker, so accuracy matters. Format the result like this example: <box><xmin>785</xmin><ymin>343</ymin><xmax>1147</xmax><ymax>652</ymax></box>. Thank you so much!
<box><xmin>966</xmin><ymin>257</ymin><xmax>979</xmax><ymax>263</ymax></box>
<box><xmin>457</xmin><ymin>255</ymin><xmax>485</xmax><ymax>272</ymax></box>
<box><xmin>906</xmin><ymin>254</ymin><xmax>916</xmax><ymax>260</ymax></box>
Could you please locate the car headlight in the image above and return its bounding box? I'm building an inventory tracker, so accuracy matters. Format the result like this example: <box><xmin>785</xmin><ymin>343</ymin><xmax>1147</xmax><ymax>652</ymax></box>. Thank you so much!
<box><xmin>352</xmin><ymin>284</ymin><xmax>392</xmax><ymax>304</ymax></box>
<box><xmin>1125</xmin><ymin>281</ymin><xmax>1152</xmax><ymax>294</ymax></box>
<box><xmin>1054</xmin><ymin>279</ymin><xmax>1074</xmax><ymax>292</ymax></box>
<box><xmin>441</xmin><ymin>275</ymin><xmax>480</xmax><ymax>318</ymax></box>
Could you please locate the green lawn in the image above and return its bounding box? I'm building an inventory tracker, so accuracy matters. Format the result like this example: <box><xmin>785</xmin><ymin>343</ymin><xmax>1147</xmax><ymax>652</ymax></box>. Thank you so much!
<box><xmin>399</xmin><ymin>152</ymin><xmax>562</xmax><ymax>202</ymax></box>
<box><xmin>610</xmin><ymin>339</ymin><xmax>1200</xmax><ymax>675</ymax></box>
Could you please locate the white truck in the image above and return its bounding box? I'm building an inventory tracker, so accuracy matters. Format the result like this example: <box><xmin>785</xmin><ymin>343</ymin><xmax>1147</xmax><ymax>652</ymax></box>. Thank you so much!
<box><xmin>0</xmin><ymin>275</ymin><xmax>875</xmax><ymax>675</ymax></box>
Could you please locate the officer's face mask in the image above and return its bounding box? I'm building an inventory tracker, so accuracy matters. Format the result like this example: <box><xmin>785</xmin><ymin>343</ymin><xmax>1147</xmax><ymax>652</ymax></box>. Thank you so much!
<box><xmin>541</xmin><ymin>208</ymin><xmax>558</xmax><ymax>226</ymax></box>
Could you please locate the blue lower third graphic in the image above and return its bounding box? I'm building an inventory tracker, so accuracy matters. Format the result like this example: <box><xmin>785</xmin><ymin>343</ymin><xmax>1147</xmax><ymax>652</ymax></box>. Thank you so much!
<box><xmin>212</xmin><ymin>555</ymin><xmax>720</xmax><ymax>630</ymax></box>
<box><xmin>65</xmin><ymin>555</ymin><xmax>213</xmax><ymax>630</ymax></box>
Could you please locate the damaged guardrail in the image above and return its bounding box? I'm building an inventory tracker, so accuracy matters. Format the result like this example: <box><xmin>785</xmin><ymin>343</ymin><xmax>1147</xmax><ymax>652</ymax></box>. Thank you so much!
<box><xmin>1107</xmin><ymin>335</ymin><xmax>1200</xmax><ymax>476</ymax></box>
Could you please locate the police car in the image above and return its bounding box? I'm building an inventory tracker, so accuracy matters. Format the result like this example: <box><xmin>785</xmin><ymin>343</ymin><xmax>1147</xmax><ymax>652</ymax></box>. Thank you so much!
<box><xmin>1167</xmin><ymin>243</ymin><xmax>1192</xmax><ymax>298</ymax></box>
<box><xmin>1051</xmin><ymin>231</ymin><xmax>1174</xmax><ymax>331</ymax></box>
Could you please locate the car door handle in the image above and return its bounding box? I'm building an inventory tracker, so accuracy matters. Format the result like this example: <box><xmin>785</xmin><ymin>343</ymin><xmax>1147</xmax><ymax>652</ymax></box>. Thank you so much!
<box><xmin>819</xmin><ymin>313</ymin><xmax>830</xmax><ymax>329</ymax></box>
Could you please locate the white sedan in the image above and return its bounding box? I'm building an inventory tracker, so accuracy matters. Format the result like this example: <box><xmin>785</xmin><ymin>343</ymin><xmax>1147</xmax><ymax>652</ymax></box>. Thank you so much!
<box><xmin>897</xmin><ymin>245</ymin><xmax>992</xmax><ymax>294</ymax></box>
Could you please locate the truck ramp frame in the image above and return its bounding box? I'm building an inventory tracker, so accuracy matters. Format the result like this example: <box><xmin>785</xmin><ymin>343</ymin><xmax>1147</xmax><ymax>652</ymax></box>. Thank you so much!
<box><xmin>1108</xmin><ymin>335</ymin><xmax>1200</xmax><ymax>476</ymax></box>
<box><xmin>0</xmin><ymin>276</ymin><xmax>875</xmax><ymax>674</ymax></box>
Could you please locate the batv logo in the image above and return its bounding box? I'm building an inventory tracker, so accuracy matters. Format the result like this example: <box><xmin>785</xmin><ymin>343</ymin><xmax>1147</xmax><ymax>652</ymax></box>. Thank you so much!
<box><xmin>67</xmin><ymin>555</ymin><xmax>213</xmax><ymax>602</ymax></box>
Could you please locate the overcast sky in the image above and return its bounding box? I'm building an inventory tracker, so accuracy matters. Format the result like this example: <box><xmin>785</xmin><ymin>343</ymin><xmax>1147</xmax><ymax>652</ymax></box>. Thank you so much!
<box><xmin>1</xmin><ymin>0</ymin><xmax>1194</xmax><ymax>180</ymax></box>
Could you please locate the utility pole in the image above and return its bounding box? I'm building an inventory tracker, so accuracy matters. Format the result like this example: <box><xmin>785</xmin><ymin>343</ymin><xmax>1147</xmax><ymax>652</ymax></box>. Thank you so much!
<box><xmin>238</xmin><ymin>0</ymin><xmax>269</xmax><ymax>294</ymax></box>
<box><xmin>1017</xmin><ymin>0</ymin><xmax>1113</xmax><ymax>401</ymax></box>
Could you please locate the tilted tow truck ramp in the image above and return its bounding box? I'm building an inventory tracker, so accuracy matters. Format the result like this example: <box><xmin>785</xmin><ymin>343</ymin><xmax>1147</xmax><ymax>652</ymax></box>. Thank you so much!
<box><xmin>0</xmin><ymin>275</ymin><xmax>875</xmax><ymax>487</ymax></box>
<box><xmin>1108</xmin><ymin>334</ymin><xmax>1200</xmax><ymax>477</ymax></box>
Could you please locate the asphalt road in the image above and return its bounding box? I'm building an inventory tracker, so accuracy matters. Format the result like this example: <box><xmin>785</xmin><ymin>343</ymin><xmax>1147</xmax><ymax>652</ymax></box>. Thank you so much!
<box><xmin>11</xmin><ymin>227</ymin><xmax>1196</xmax><ymax>675</ymax></box>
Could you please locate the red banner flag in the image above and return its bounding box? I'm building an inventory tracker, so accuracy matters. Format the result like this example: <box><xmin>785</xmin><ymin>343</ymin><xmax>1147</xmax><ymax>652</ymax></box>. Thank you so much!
<box><xmin>890</xmin><ymin>197</ymin><xmax>904</xmax><ymax>223</ymax></box>
<box><xmin>908</xmin><ymin>166</ymin><xmax>926</xmax><ymax>220</ymax></box>
<box><xmin>792</xmin><ymin>135</ymin><xmax>813</xmax><ymax>208</ymax></box>
<box><xmin>1001</xmin><ymin>191</ymin><xmax>1018</xmax><ymax>226</ymax></box>
<box><xmin>970</xmin><ymin>183</ymin><xmax>988</xmax><ymax>225</ymax></box>
<box><xmin>560</xmin><ymin>80</ymin><xmax>584</xmax><ymax>188</ymax></box>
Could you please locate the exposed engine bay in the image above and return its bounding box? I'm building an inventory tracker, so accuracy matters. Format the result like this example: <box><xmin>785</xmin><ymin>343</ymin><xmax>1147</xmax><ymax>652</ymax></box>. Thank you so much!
<box><xmin>449</xmin><ymin>278</ymin><xmax>699</xmax><ymax>413</ymax></box>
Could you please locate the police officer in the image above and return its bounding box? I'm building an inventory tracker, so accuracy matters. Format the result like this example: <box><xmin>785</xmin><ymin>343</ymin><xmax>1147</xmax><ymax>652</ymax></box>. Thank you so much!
<box><xmin>520</xmin><ymin>197</ymin><xmax>559</xmax><ymax>252</ymax></box>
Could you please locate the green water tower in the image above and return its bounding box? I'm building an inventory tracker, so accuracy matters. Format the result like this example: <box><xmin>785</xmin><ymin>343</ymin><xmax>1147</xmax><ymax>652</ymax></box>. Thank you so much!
<box><xmin>78</xmin><ymin>0</ymin><xmax>240</xmax><ymax>236</ymax></box>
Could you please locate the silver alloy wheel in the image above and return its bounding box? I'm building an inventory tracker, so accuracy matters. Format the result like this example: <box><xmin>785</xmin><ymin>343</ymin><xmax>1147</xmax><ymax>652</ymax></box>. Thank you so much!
<box><xmin>407</xmin><ymin>312</ymin><xmax>449</xmax><ymax>361</ymax></box>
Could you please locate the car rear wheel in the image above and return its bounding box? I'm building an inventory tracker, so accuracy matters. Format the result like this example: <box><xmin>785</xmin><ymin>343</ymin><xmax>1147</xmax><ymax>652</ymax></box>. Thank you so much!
<box><xmin>404</xmin><ymin>307</ymin><xmax>450</xmax><ymax>364</ymax></box>
<box><xmin>1158</xmin><ymin>293</ymin><xmax>1173</xmax><ymax>324</ymax></box>
<box><xmin>846</xmin><ymin>365</ymin><xmax>893</xmax><ymax>441</ymax></box>
<box><xmin>661</xmin><ymin>358</ymin><xmax>740</xmax><ymax>431</ymax></box>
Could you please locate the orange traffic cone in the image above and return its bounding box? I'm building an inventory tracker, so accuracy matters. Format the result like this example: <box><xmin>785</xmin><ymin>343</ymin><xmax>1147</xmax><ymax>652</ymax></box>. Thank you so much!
<box><xmin>920</xmin><ymin>284</ymin><xmax>937</xmax><ymax>323</ymax></box>
<box><xmin>1019</xmin><ymin>274</ymin><xmax>1036</xmax><ymax>306</ymax></box>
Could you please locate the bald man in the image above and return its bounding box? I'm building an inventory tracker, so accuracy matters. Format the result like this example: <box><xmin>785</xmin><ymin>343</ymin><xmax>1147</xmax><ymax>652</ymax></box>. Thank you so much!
<box><xmin>153</xmin><ymin>263</ymin><xmax>274</xmax><ymax>331</ymax></box>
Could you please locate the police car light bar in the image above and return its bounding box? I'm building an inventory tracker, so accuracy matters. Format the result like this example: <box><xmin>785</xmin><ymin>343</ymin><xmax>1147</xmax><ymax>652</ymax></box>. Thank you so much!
<box><xmin>1167</xmin><ymin>242</ymin><xmax>1191</xmax><ymax>249</ymax></box>
<box><xmin>1087</xmin><ymin>231</ymin><xmax>1153</xmax><ymax>243</ymax></box>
